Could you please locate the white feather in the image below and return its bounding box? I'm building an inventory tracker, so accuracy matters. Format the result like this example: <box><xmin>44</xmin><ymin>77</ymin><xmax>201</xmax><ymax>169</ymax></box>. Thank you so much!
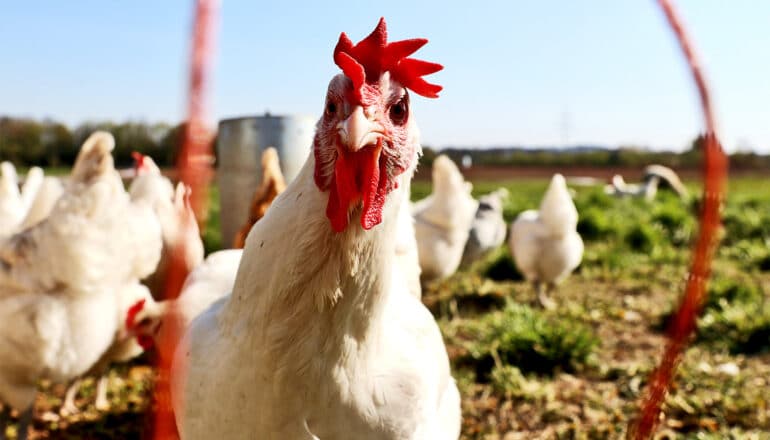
<box><xmin>173</xmin><ymin>153</ymin><xmax>459</xmax><ymax>438</ymax></box>
<box><xmin>509</xmin><ymin>174</ymin><xmax>583</xmax><ymax>286</ymax></box>
<box><xmin>413</xmin><ymin>155</ymin><xmax>478</xmax><ymax>282</ymax></box>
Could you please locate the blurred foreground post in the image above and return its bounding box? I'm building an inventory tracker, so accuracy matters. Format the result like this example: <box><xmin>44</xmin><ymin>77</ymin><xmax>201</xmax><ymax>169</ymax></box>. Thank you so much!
<box><xmin>150</xmin><ymin>0</ymin><xmax>219</xmax><ymax>439</ymax></box>
<box><xmin>630</xmin><ymin>0</ymin><xmax>728</xmax><ymax>438</ymax></box>
<box><xmin>177</xmin><ymin>0</ymin><xmax>219</xmax><ymax>225</ymax></box>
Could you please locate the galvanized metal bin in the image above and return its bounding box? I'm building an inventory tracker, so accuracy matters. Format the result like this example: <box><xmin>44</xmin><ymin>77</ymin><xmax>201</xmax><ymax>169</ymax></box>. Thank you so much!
<box><xmin>216</xmin><ymin>114</ymin><xmax>316</xmax><ymax>247</ymax></box>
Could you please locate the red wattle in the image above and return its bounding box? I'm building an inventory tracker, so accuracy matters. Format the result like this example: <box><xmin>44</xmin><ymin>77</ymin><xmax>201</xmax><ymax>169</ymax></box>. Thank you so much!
<box><xmin>137</xmin><ymin>334</ymin><xmax>155</xmax><ymax>350</ymax></box>
<box><xmin>361</xmin><ymin>146</ymin><xmax>388</xmax><ymax>230</ymax></box>
<box><xmin>326</xmin><ymin>144</ymin><xmax>385</xmax><ymax>232</ymax></box>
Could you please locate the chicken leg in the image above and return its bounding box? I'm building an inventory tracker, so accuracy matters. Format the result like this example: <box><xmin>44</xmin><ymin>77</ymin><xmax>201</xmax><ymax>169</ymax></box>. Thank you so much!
<box><xmin>94</xmin><ymin>375</ymin><xmax>110</xmax><ymax>411</ymax></box>
<box><xmin>60</xmin><ymin>378</ymin><xmax>82</xmax><ymax>416</ymax></box>
<box><xmin>536</xmin><ymin>282</ymin><xmax>557</xmax><ymax>310</ymax></box>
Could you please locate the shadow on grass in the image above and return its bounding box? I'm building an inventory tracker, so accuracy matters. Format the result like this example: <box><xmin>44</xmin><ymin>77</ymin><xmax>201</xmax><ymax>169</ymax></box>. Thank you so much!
<box><xmin>41</xmin><ymin>410</ymin><xmax>149</xmax><ymax>440</ymax></box>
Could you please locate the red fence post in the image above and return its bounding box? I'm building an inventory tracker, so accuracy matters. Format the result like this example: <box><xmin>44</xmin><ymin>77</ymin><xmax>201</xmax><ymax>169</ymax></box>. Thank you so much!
<box><xmin>630</xmin><ymin>1</ymin><xmax>728</xmax><ymax>438</ymax></box>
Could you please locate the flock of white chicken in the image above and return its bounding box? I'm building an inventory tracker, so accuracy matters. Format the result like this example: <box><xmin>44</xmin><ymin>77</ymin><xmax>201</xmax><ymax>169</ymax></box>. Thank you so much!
<box><xmin>0</xmin><ymin>132</ymin><xmax>240</xmax><ymax>439</ymax></box>
<box><xmin>0</xmin><ymin>139</ymin><xmax>583</xmax><ymax>440</ymax></box>
<box><xmin>0</xmin><ymin>21</ymin><xmax>586</xmax><ymax>440</ymax></box>
<box><xmin>412</xmin><ymin>154</ymin><xmax>583</xmax><ymax>310</ymax></box>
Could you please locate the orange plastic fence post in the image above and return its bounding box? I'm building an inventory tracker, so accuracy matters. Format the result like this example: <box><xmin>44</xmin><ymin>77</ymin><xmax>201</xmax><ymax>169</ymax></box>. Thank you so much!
<box><xmin>150</xmin><ymin>1</ymin><xmax>219</xmax><ymax>439</ymax></box>
<box><xmin>630</xmin><ymin>1</ymin><xmax>728</xmax><ymax>438</ymax></box>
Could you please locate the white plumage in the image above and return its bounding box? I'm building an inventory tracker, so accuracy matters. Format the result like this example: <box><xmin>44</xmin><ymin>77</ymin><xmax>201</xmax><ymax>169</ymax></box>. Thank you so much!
<box><xmin>509</xmin><ymin>174</ymin><xmax>583</xmax><ymax>309</ymax></box>
<box><xmin>0</xmin><ymin>132</ymin><xmax>163</xmax><ymax>438</ymax></box>
<box><xmin>461</xmin><ymin>188</ymin><xmax>508</xmax><ymax>268</ymax></box>
<box><xmin>604</xmin><ymin>164</ymin><xmax>689</xmax><ymax>202</ymax></box>
<box><xmin>413</xmin><ymin>155</ymin><xmax>478</xmax><ymax>282</ymax></box>
<box><xmin>0</xmin><ymin>159</ymin><xmax>63</xmax><ymax>235</ymax></box>
<box><xmin>172</xmin><ymin>53</ymin><xmax>459</xmax><ymax>436</ymax></box>
<box><xmin>0</xmin><ymin>161</ymin><xmax>24</xmax><ymax>235</ymax></box>
<box><xmin>19</xmin><ymin>167</ymin><xmax>44</xmax><ymax>215</ymax></box>
<box><xmin>60</xmin><ymin>282</ymin><xmax>154</xmax><ymax>415</ymax></box>
<box><xmin>173</xmin><ymin>159</ymin><xmax>460</xmax><ymax>440</ymax></box>
<box><xmin>127</xmin><ymin>249</ymin><xmax>243</xmax><ymax>352</ymax></box>
<box><xmin>173</xmin><ymin>249</ymin><xmax>242</xmax><ymax>327</ymax></box>
<box><xmin>394</xmin><ymin>185</ymin><xmax>422</xmax><ymax>299</ymax></box>
<box><xmin>0</xmin><ymin>133</ymin><xmax>162</xmax><ymax>295</ymax></box>
<box><xmin>20</xmin><ymin>175</ymin><xmax>65</xmax><ymax>230</ymax></box>
<box><xmin>128</xmin><ymin>155</ymin><xmax>204</xmax><ymax>299</ymax></box>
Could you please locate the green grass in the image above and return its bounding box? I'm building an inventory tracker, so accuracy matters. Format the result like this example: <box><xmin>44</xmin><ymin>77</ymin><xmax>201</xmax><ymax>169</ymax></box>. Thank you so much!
<box><xmin>14</xmin><ymin>173</ymin><xmax>770</xmax><ymax>440</ymax></box>
<box><xmin>201</xmin><ymin>174</ymin><xmax>770</xmax><ymax>437</ymax></box>
<box><xmin>202</xmin><ymin>184</ymin><xmax>222</xmax><ymax>254</ymax></box>
<box><xmin>452</xmin><ymin>301</ymin><xmax>598</xmax><ymax>377</ymax></box>
<box><xmin>417</xmin><ymin>175</ymin><xmax>770</xmax><ymax>438</ymax></box>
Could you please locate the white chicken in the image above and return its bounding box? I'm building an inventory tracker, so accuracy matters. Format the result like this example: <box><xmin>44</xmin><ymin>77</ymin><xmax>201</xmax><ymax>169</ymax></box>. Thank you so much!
<box><xmin>0</xmin><ymin>132</ymin><xmax>163</xmax><ymax>439</ymax></box>
<box><xmin>60</xmin><ymin>283</ymin><xmax>154</xmax><ymax>416</ymax></box>
<box><xmin>18</xmin><ymin>167</ymin><xmax>44</xmax><ymax>215</ymax></box>
<box><xmin>129</xmin><ymin>153</ymin><xmax>204</xmax><ymax>299</ymax></box>
<box><xmin>126</xmin><ymin>249</ymin><xmax>242</xmax><ymax>357</ymax></box>
<box><xmin>509</xmin><ymin>174</ymin><xmax>584</xmax><ymax>309</ymax></box>
<box><xmin>233</xmin><ymin>147</ymin><xmax>287</xmax><ymax>249</ymax></box>
<box><xmin>604</xmin><ymin>165</ymin><xmax>689</xmax><ymax>202</ymax></box>
<box><xmin>19</xmin><ymin>175</ymin><xmax>64</xmax><ymax>230</ymax></box>
<box><xmin>0</xmin><ymin>162</ymin><xmax>23</xmax><ymax>236</ymax></box>
<box><xmin>413</xmin><ymin>154</ymin><xmax>478</xmax><ymax>283</ymax></box>
<box><xmin>460</xmin><ymin>188</ymin><xmax>508</xmax><ymax>268</ymax></box>
<box><xmin>171</xmin><ymin>18</ymin><xmax>460</xmax><ymax>440</ymax></box>
<box><xmin>395</xmin><ymin>188</ymin><xmax>422</xmax><ymax>299</ymax></box>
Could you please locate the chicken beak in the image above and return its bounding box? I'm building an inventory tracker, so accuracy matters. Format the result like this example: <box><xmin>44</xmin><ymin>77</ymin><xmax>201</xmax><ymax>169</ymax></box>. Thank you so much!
<box><xmin>338</xmin><ymin>105</ymin><xmax>384</xmax><ymax>152</ymax></box>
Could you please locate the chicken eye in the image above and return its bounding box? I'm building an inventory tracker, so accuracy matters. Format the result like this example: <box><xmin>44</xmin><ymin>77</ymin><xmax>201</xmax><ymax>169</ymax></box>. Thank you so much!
<box><xmin>389</xmin><ymin>99</ymin><xmax>408</xmax><ymax>125</ymax></box>
<box><xmin>325</xmin><ymin>101</ymin><xmax>337</xmax><ymax>117</ymax></box>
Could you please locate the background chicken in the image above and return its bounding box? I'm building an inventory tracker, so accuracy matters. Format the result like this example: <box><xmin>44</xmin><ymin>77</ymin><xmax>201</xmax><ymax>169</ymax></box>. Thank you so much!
<box><xmin>19</xmin><ymin>175</ymin><xmax>64</xmax><ymax>230</ymax></box>
<box><xmin>60</xmin><ymin>283</ymin><xmax>154</xmax><ymax>416</ymax></box>
<box><xmin>0</xmin><ymin>131</ymin><xmax>163</xmax><ymax>439</ymax></box>
<box><xmin>171</xmin><ymin>18</ymin><xmax>460</xmax><ymax>439</ymax></box>
<box><xmin>413</xmin><ymin>154</ymin><xmax>478</xmax><ymax>283</ymax></box>
<box><xmin>18</xmin><ymin>167</ymin><xmax>44</xmax><ymax>215</ymax></box>
<box><xmin>395</xmin><ymin>189</ymin><xmax>422</xmax><ymax>298</ymax></box>
<box><xmin>460</xmin><ymin>187</ymin><xmax>508</xmax><ymax>268</ymax></box>
<box><xmin>3</xmin><ymin>166</ymin><xmax>68</xmax><ymax>234</ymax></box>
<box><xmin>605</xmin><ymin>164</ymin><xmax>689</xmax><ymax>202</ymax></box>
<box><xmin>233</xmin><ymin>147</ymin><xmax>286</xmax><ymax>249</ymax></box>
<box><xmin>0</xmin><ymin>162</ymin><xmax>23</xmax><ymax>236</ymax></box>
<box><xmin>126</xmin><ymin>248</ymin><xmax>242</xmax><ymax>360</ymax></box>
<box><xmin>129</xmin><ymin>153</ymin><xmax>204</xmax><ymax>299</ymax></box>
<box><xmin>0</xmin><ymin>133</ymin><xmax>162</xmax><ymax>295</ymax></box>
<box><xmin>508</xmin><ymin>173</ymin><xmax>583</xmax><ymax>309</ymax></box>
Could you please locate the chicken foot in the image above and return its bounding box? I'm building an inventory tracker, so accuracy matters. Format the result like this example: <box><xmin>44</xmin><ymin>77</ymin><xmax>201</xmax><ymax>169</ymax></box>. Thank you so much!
<box><xmin>60</xmin><ymin>378</ymin><xmax>82</xmax><ymax>417</ymax></box>
<box><xmin>535</xmin><ymin>282</ymin><xmax>557</xmax><ymax>310</ymax></box>
<box><xmin>94</xmin><ymin>375</ymin><xmax>110</xmax><ymax>411</ymax></box>
<box><xmin>60</xmin><ymin>374</ymin><xmax>111</xmax><ymax>416</ymax></box>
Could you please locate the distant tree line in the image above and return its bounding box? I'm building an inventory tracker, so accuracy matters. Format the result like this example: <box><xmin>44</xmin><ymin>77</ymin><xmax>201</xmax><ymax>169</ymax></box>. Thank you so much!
<box><xmin>0</xmin><ymin>116</ymin><xmax>184</xmax><ymax>168</ymax></box>
<box><xmin>2</xmin><ymin>116</ymin><xmax>767</xmax><ymax>171</ymax></box>
<box><xmin>423</xmin><ymin>135</ymin><xmax>770</xmax><ymax>171</ymax></box>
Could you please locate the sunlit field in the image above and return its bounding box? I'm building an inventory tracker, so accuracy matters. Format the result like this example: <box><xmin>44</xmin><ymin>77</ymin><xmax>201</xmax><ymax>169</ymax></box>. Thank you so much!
<box><xmin>3</xmin><ymin>175</ymin><xmax>770</xmax><ymax>439</ymax></box>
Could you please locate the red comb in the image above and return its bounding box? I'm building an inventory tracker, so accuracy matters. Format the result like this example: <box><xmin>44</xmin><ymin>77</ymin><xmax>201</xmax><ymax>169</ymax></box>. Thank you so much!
<box><xmin>126</xmin><ymin>298</ymin><xmax>146</xmax><ymax>330</ymax></box>
<box><xmin>333</xmin><ymin>17</ymin><xmax>443</xmax><ymax>103</ymax></box>
<box><xmin>132</xmin><ymin>151</ymin><xmax>147</xmax><ymax>172</ymax></box>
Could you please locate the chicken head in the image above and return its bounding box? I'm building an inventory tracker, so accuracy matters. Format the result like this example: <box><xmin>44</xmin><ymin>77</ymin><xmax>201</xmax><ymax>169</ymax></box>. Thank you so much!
<box><xmin>313</xmin><ymin>17</ymin><xmax>442</xmax><ymax>232</ymax></box>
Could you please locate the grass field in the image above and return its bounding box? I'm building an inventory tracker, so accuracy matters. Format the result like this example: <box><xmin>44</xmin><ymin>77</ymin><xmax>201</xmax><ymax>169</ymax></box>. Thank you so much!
<box><xmin>3</xmin><ymin>174</ymin><xmax>770</xmax><ymax>439</ymax></box>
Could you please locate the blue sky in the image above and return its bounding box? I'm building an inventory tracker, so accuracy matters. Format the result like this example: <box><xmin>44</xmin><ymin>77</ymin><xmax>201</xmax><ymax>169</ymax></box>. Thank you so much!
<box><xmin>1</xmin><ymin>1</ymin><xmax>768</xmax><ymax>152</ymax></box>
